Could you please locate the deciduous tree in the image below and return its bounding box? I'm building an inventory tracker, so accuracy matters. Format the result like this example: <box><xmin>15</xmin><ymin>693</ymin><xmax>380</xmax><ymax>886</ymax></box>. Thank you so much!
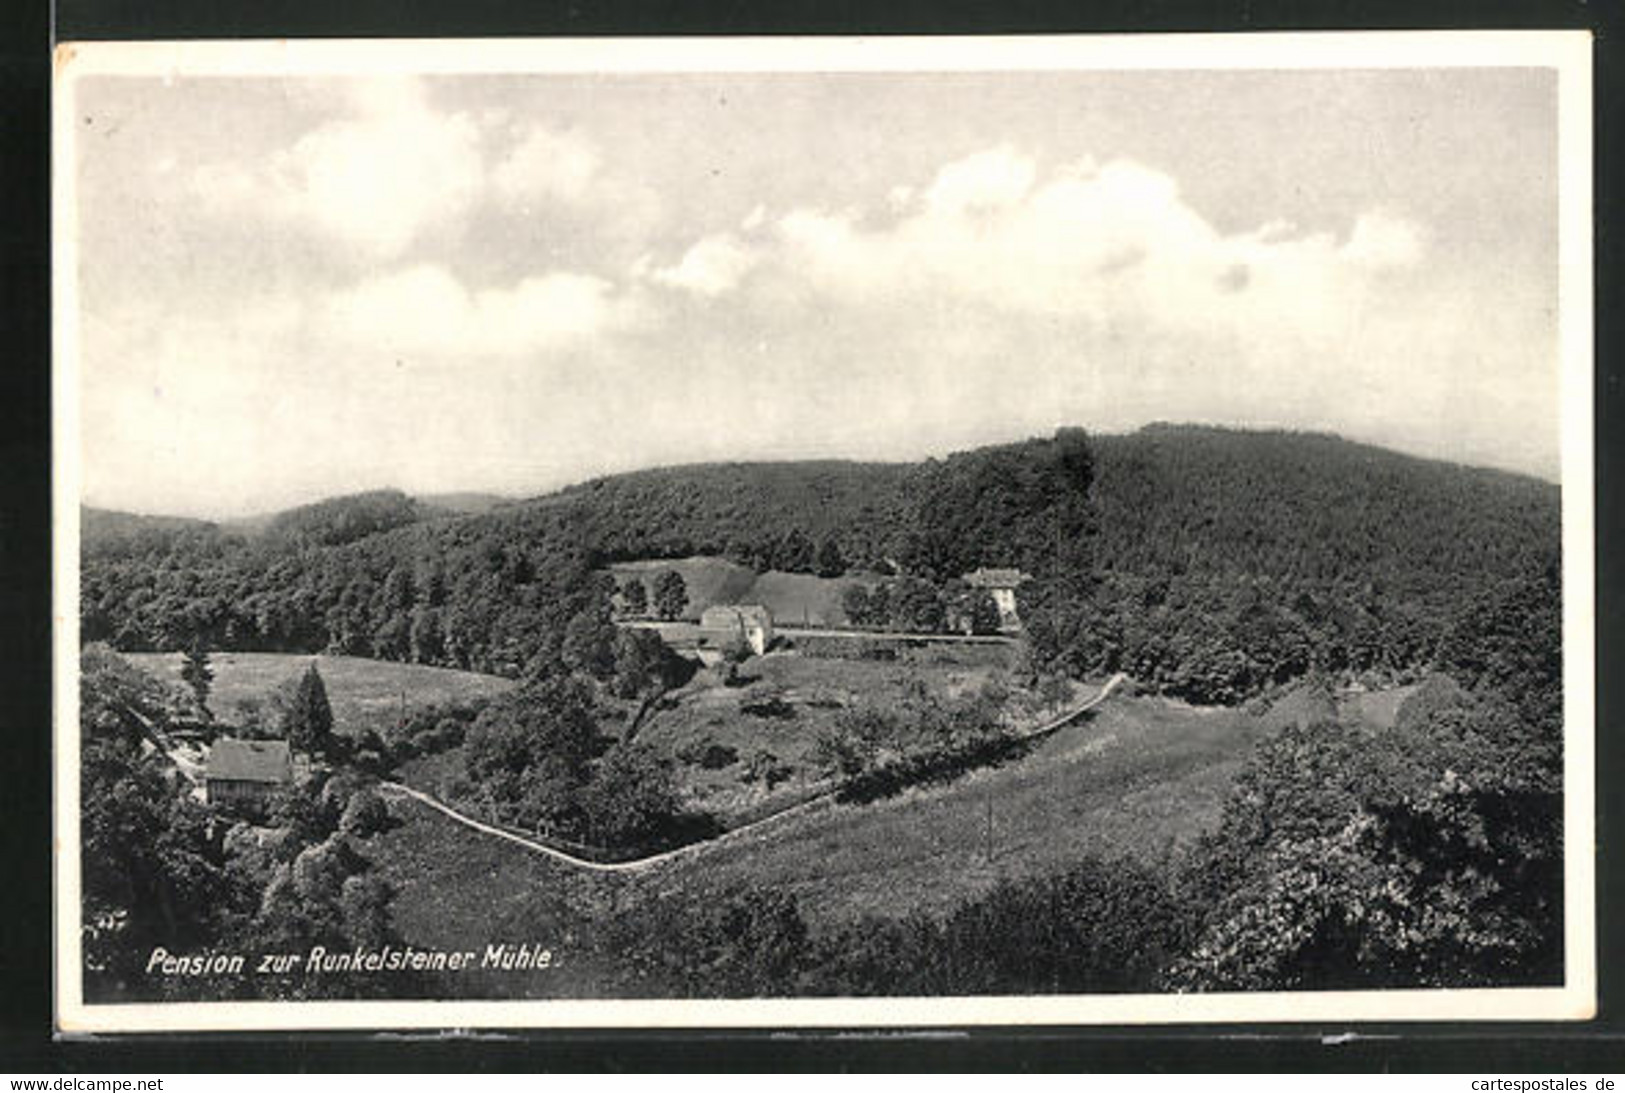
<box><xmin>653</xmin><ymin>570</ymin><xmax>689</xmax><ymax>621</ymax></box>
<box><xmin>620</xmin><ymin>578</ymin><xmax>649</xmax><ymax>617</ymax></box>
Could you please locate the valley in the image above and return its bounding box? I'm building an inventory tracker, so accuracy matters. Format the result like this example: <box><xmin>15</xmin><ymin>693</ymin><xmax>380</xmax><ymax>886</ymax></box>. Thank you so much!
<box><xmin>74</xmin><ymin>424</ymin><xmax>1566</xmax><ymax>1001</ymax></box>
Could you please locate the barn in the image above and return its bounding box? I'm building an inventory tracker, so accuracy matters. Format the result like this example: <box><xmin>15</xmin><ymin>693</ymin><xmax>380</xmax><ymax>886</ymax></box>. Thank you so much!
<box><xmin>699</xmin><ymin>604</ymin><xmax>775</xmax><ymax>656</ymax></box>
<box><xmin>205</xmin><ymin>738</ymin><xmax>292</xmax><ymax>807</ymax></box>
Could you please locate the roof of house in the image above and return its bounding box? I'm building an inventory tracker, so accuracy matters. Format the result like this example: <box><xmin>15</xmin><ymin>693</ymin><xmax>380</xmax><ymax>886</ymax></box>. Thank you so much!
<box><xmin>963</xmin><ymin>567</ymin><xmax>1031</xmax><ymax>589</ymax></box>
<box><xmin>700</xmin><ymin>604</ymin><xmax>773</xmax><ymax>627</ymax></box>
<box><xmin>206</xmin><ymin>738</ymin><xmax>292</xmax><ymax>784</ymax></box>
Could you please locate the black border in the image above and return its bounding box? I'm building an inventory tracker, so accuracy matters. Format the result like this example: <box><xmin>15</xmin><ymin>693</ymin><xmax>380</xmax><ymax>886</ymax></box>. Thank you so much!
<box><xmin>6</xmin><ymin>0</ymin><xmax>1623</xmax><ymax>1073</ymax></box>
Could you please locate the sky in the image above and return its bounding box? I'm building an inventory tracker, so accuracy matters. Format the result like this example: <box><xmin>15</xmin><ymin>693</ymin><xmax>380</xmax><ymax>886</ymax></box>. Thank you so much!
<box><xmin>68</xmin><ymin>63</ymin><xmax>1562</xmax><ymax>518</ymax></box>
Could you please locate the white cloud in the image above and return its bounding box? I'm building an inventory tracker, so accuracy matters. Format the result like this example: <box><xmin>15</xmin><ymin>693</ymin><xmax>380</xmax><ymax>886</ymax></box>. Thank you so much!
<box><xmin>1341</xmin><ymin>212</ymin><xmax>1425</xmax><ymax>268</ymax></box>
<box><xmin>492</xmin><ymin>125</ymin><xmax>601</xmax><ymax>206</ymax></box>
<box><xmin>651</xmin><ymin>234</ymin><xmax>757</xmax><ymax>297</ymax></box>
<box><xmin>600</xmin><ymin>145</ymin><xmax>1476</xmax><ymax>481</ymax></box>
<box><xmin>323</xmin><ymin>263</ymin><xmax>634</xmax><ymax>356</ymax></box>
<box><xmin>186</xmin><ymin>80</ymin><xmax>660</xmax><ymax>266</ymax></box>
<box><xmin>192</xmin><ymin>78</ymin><xmax>483</xmax><ymax>260</ymax></box>
<box><xmin>754</xmin><ymin>148</ymin><xmax>1424</xmax><ymax>344</ymax></box>
<box><xmin>921</xmin><ymin>145</ymin><xmax>1036</xmax><ymax>215</ymax></box>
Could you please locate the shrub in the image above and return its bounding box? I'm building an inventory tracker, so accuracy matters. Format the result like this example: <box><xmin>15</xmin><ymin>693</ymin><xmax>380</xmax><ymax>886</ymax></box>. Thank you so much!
<box><xmin>339</xmin><ymin>788</ymin><xmax>390</xmax><ymax>837</ymax></box>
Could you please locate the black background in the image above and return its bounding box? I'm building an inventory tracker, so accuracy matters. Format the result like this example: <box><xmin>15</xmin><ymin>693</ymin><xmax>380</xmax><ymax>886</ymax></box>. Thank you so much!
<box><xmin>3</xmin><ymin>0</ymin><xmax>1622</xmax><ymax>1072</ymax></box>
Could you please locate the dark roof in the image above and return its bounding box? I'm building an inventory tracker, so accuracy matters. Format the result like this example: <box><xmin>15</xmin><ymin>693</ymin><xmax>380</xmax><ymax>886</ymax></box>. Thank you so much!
<box><xmin>206</xmin><ymin>738</ymin><xmax>292</xmax><ymax>784</ymax></box>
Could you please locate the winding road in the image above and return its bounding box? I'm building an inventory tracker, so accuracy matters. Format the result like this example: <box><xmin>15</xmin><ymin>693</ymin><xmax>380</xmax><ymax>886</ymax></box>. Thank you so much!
<box><xmin>378</xmin><ymin>672</ymin><xmax>1126</xmax><ymax>875</ymax></box>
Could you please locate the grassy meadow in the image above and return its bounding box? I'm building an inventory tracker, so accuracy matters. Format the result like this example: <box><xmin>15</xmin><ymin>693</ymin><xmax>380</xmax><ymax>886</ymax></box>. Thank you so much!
<box><xmin>360</xmin><ymin>796</ymin><xmax>620</xmax><ymax>998</ymax></box>
<box><xmin>629</xmin><ymin>644</ymin><xmax>1030</xmax><ymax>824</ymax></box>
<box><xmin>657</xmin><ymin>693</ymin><xmax>1262</xmax><ymax>926</ymax></box>
<box><xmin>608</xmin><ymin>555</ymin><xmax>883</xmax><ymax>626</ymax></box>
<box><xmin>378</xmin><ymin>686</ymin><xmax>1264</xmax><ymax>945</ymax></box>
<box><xmin>1337</xmin><ymin>683</ymin><xmax>1420</xmax><ymax>730</ymax></box>
<box><xmin>125</xmin><ymin>650</ymin><xmax>515</xmax><ymax>737</ymax></box>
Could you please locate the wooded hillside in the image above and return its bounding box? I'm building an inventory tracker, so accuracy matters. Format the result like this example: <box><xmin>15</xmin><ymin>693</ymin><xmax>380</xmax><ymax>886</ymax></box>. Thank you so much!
<box><xmin>80</xmin><ymin>424</ymin><xmax>1559</xmax><ymax>702</ymax></box>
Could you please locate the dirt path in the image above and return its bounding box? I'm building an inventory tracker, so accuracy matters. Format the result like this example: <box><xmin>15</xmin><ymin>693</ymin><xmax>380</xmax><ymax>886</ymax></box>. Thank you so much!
<box><xmin>1017</xmin><ymin>672</ymin><xmax>1126</xmax><ymax>741</ymax></box>
<box><xmin>379</xmin><ymin>672</ymin><xmax>1126</xmax><ymax>874</ymax></box>
<box><xmin>377</xmin><ymin>779</ymin><xmax>834</xmax><ymax>874</ymax></box>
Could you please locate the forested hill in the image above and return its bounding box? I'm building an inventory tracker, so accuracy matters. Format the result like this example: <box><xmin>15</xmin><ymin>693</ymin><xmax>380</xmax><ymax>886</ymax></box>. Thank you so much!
<box><xmin>1029</xmin><ymin>426</ymin><xmax>1559</xmax><ymax>701</ymax></box>
<box><xmin>537</xmin><ymin>460</ymin><xmax>918</xmax><ymax>569</ymax></box>
<box><xmin>79</xmin><ymin>426</ymin><xmax>1560</xmax><ymax>699</ymax></box>
<box><xmin>1090</xmin><ymin>425</ymin><xmax>1557</xmax><ymax>590</ymax></box>
<box><xmin>84</xmin><ymin>489</ymin><xmax>478</xmax><ymax>556</ymax></box>
<box><xmin>516</xmin><ymin>425</ymin><xmax>1556</xmax><ymax>592</ymax></box>
<box><xmin>81</xmin><ymin>506</ymin><xmax>220</xmax><ymax>546</ymax></box>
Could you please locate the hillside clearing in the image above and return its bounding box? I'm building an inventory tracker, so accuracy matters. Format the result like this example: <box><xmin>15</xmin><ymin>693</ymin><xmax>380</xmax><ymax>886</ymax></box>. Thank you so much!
<box><xmin>631</xmin><ymin>646</ymin><xmax>1034</xmax><ymax>824</ymax></box>
<box><xmin>626</xmin><ymin>693</ymin><xmax>1262</xmax><ymax>926</ymax></box>
<box><xmin>1338</xmin><ymin>684</ymin><xmax>1421</xmax><ymax>730</ymax></box>
<box><xmin>360</xmin><ymin>800</ymin><xmax>617</xmax><ymax>998</ymax></box>
<box><xmin>607</xmin><ymin>556</ymin><xmax>882</xmax><ymax>626</ymax></box>
<box><xmin>125</xmin><ymin>651</ymin><xmax>514</xmax><ymax>736</ymax></box>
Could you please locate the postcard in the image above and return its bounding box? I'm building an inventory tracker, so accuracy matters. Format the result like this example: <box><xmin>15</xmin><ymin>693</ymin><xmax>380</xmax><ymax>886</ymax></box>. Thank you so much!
<box><xmin>53</xmin><ymin>32</ymin><xmax>1595</xmax><ymax>1031</ymax></box>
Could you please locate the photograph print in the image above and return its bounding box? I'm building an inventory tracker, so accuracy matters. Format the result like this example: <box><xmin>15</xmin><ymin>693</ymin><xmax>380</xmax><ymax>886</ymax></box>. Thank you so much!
<box><xmin>53</xmin><ymin>34</ymin><xmax>1594</xmax><ymax>1030</ymax></box>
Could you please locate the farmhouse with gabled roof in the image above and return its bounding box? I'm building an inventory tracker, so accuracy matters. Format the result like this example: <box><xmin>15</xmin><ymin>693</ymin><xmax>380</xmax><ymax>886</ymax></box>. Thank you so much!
<box><xmin>699</xmin><ymin>603</ymin><xmax>775</xmax><ymax>656</ymax></box>
<box><xmin>205</xmin><ymin>737</ymin><xmax>292</xmax><ymax>807</ymax></box>
<box><xmin>962</xmin><ymin>567</ymin><xmax>1031</xmax><ymax>630</ymax></box>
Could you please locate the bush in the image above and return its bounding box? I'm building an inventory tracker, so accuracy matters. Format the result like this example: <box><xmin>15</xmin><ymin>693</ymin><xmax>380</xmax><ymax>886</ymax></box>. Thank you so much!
<box><xmin>700</xmin><ymin>743</ymin><xmax>739</xmax><ymax>770</ymax></box>
<box><xmin>676</xmin><ymin>739</ymin><xmax>739</xmax><ymax>770</ymax></box>
<box><xmin>740</xmin><ymin>696</ymin><xmax>796</xmax><ymax>720</ymax></box>
<box><xmin>339</xmin><ymin>788</ymin><xmax>390</xmax><ymax>837</ymax></box>
<box><xmin>742</xmin><ymin>749</ymin><xmax>793</xmax><ymax>789</ymax></box>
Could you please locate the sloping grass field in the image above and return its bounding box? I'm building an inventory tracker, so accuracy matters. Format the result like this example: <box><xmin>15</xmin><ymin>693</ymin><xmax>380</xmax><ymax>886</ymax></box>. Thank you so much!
<box><xmin>125</xmin><ymin>651</ymin><xmax>515</xmax><ymax>737</ymax></box>
<box><xmin>608</xmin><ymin>555</ymin><xmax>882</xmax><ymax>626</ymax></box>
<box><xmin>608</xmin><ymin>557</ymin><xmax>757</xmax><ymax>619</ymax></box>
<box><xmin>360</xmin><ymin>799</ymin><xmax>620</xmax><ymax>998</ymax></box>
<box><xmin>375</xmin><ymin>685</ymin><xmax>1265</xmax><ymax>952</ymax></box>
<box><xmin>743</xmin><ymin>570</ymin><xmax>881</xmax><ymax>628</ymax></box>
<box><xmin>648</xmin><ymin>694</ymin><xmax>1262</xmax><ymax>926</ymax></box>
<box><xmin>634</xmin><ymin>646</ymin><xmax>1027</xmax><ymax>824</ymax></box>
<box><xmin>119</xmin><ymin>644</ymin><xmax>1302</xmax><ymax>987</ymax></box>
<box><xmin>1338</xmin><ymin>684</ymin><xmax>1420</xmax><ymax>730</ymax></box>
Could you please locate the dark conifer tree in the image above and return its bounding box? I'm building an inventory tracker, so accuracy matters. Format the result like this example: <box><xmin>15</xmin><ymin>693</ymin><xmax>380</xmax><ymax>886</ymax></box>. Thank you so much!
<box><xmin>284</xmin><ymin>663</ymin><xmax>334</xmax><ymax>756</ymax></box>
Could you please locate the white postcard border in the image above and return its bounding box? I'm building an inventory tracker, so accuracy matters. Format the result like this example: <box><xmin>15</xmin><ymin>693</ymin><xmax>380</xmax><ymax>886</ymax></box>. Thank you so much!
<box><xmin>52</xmin><ymin>30</ymin><xmax>1597</xmax><ymax>1033</ymax></box>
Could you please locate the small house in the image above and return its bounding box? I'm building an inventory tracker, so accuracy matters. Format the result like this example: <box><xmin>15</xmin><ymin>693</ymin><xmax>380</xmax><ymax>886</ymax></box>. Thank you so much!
<box><xmin>962</xmin><ymin>568</ymin><xmax>1031</xmax><ymax>630</ymax></box>
<box><xmin>699</xmin><ymin>604</ymin><xmax>775</xmax><ymax>656</ymax></box>
<box><xmin>205</xmin><ymin>738</ymin><xmax>292</xmax><ymax>807</ymax></box>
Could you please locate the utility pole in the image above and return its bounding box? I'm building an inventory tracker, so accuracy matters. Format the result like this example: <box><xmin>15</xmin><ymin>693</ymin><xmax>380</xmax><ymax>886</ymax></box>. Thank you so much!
<box><xmin>984</xmin><ymin>788</ymin><xmax>994</xmax><ymax>864</ymax></box>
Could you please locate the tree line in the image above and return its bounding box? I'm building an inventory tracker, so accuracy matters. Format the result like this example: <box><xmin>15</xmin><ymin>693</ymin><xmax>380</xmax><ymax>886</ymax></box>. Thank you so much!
<box><xmin>82</xmin><ymin>425</ymin><xmax>1558</xmax><ymax>711</ymax></box>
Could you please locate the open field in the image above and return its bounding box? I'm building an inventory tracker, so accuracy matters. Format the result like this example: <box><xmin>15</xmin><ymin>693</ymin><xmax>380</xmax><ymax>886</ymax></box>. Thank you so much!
<box><xmin>1338</xmin><ymin>683</ymin><xmax>1421</xmax><ymax>730</ymax></box>
<box><xmin>376</xmin><ymin>689</ymin><xmax>1263</xmax><ymax>949</ymax></box>
<box><xmin>363</xmin><ymin>679</ymin><xmax>1455</xmax><ymax>987</ymax></box>
<box><xmin>1256</xmin><ymin>682</ymin><xmax>1339</xmax><ymax>732</ymax></box>
<box><xmin>640</xmin><ymin>694</ymin><xmax>1263</xmax><ymax>926</ymax></box>
<box><xmin>608</xmin><ymin>555</ymin><xmax>881</xmax><ymax>626</ymax></box>
<box><xmin>634</xmin><ymin>645</ymin><xmax>1030</xmax><ymax>823</ymax></box>
<box><xmin>391</xmin><ymin>644</ymin><xmax>1030</xmax><ymax>826</ymax></box>
<box><xmin>124</xmin><ymin>651</ymin><xmax>514</xmax><ymax>736</ymax></box>
<box><xmin>360</xmin><ymin>799</ymin><xmax>619</xmax><ymax>998</ymax></box>
<box><xmin>744</xmin><ymin>570</ymin><xmax>881</xmax><ymax>628</ymax></box>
